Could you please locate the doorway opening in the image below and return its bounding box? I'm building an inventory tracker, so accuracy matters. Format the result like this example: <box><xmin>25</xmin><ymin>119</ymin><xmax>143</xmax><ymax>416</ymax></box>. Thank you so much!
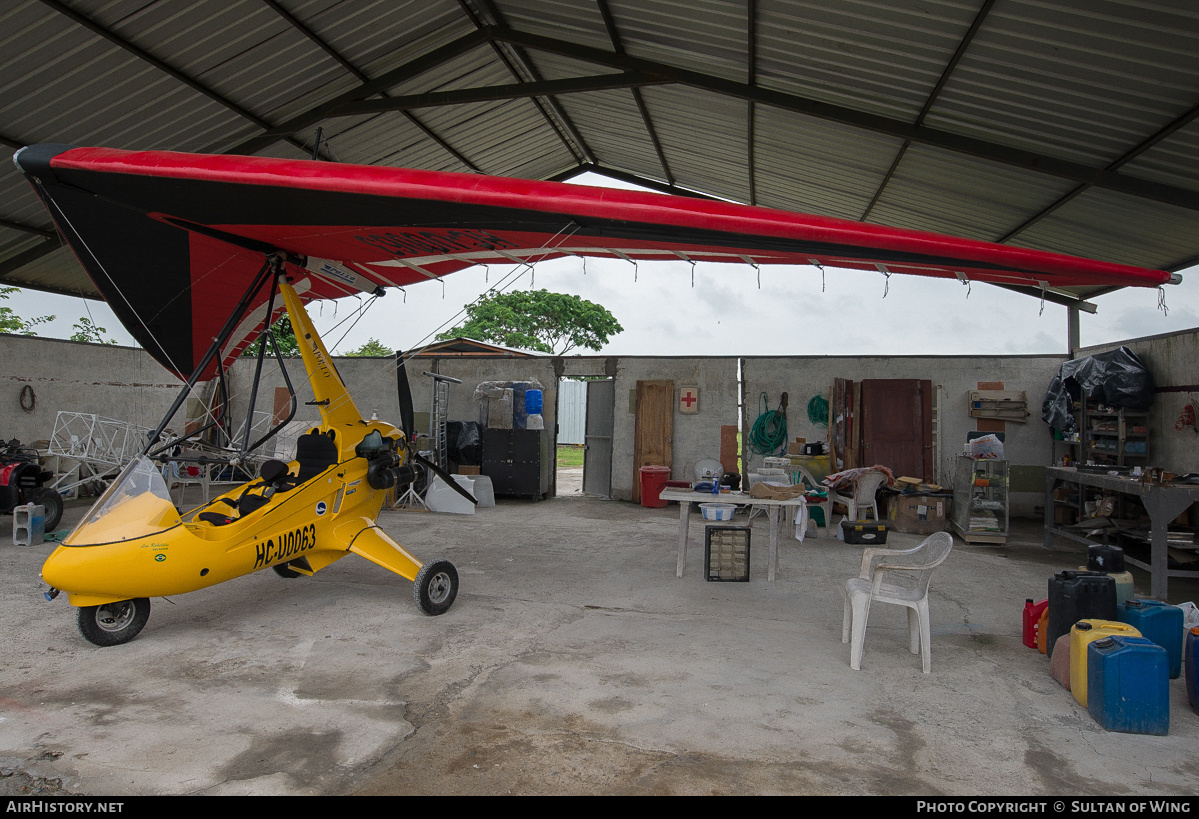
<box><xmin>555</xmin><ymin>376</ymin><xmax>614</xmax><ymax>497</ymax></box>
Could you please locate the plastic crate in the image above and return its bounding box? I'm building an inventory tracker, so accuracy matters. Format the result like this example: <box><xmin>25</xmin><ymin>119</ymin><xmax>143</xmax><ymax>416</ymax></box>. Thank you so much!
<box><xmin>705</xmin><ymin>525</ymin><xmax>751</xmax><ymax>582</ymax></box>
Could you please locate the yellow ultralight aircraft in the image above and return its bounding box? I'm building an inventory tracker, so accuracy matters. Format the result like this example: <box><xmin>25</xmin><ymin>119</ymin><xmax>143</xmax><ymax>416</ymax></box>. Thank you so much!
<box><xmin>41</xmin><ymin>270</ymin><xmax>463</xmax><ymax>646</ymax></box>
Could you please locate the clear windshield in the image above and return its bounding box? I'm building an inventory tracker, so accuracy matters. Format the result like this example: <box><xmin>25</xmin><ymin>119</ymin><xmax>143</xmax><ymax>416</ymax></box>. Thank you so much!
<box><xmin>63</xmin><ymin>456</ymin><xmax>181</xmax><ymax>545</ymax></box>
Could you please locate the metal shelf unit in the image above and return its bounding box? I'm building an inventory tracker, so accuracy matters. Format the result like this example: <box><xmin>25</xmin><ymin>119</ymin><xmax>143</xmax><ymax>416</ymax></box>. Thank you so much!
<box><xmin>951</xmin><ymin>456</ymin><xmax>1009</xmax><ymax>544</ymax></box>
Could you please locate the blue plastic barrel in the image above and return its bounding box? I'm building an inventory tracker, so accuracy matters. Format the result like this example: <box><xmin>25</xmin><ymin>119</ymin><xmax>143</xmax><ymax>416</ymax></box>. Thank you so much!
<box><xmin>1117</xmin><ymin>598</ymin><xmax>1184</xmax><ymax>679</ymax></box>
<box><xmin>1087</xmin><ymin>635</ymin><xmax>1170</xmax><ymax>736</ymax></box>
<box><xmin>525</xmin><ymin>388</ymin><xmax>543</xmax><ymax>415</ymax></box>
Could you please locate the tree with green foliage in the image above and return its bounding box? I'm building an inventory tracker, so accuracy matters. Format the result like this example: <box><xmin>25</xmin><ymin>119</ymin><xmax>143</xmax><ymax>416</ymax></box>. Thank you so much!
<box><xmin>70</xmin><ymin>317</ymin><xmax>118</xmax><ymax>345</ymax></box>
<box><xmin>436</xmin><ymin>289</ymin><xmax>622</xmax><ymax>354</ymax></box>
<box><xmin>0</xmin><ymin>287</ymin><xmax>54</xmax><ymax>336</ymax></box>
<box><xmin>344</xmin><ymin>338</ymin><xmax>392</xmax><ymax>357</ymax></box>
<box><xmin>242</xmin><ymin>315</ymin><xmax>299</xmax><ymax>357</ymax></box>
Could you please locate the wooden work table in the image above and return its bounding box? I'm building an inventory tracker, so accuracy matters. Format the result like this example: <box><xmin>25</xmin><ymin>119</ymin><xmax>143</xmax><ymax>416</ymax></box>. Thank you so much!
<box><xmin>658</xmin><ymin>488</ymin><xmax>809</xmax><ymax>582</ymax></box>
<box><xmin>1044</xmin><ymin>466</ymin><xmax>1199</xmax><ymax>600</ymax></box>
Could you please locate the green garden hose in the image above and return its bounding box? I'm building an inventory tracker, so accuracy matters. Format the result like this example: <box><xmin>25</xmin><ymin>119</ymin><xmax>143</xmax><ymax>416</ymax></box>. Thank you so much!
<box><xmin>749</xmin><ymin>391</ymin><xmax>789</xmax><ymax>455</ymax></box>
<box><xmin>807</xmin><ymin>394</ymin><xmax>829</xmax><ymax>427</ymax></box>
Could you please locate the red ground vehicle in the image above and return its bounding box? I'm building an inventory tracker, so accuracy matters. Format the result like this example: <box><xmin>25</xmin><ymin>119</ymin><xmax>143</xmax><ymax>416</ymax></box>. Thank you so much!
<box><xmin>0</xmin><ymin>439</ymin><xmax>64</xmax><ymax>532</ymax></box>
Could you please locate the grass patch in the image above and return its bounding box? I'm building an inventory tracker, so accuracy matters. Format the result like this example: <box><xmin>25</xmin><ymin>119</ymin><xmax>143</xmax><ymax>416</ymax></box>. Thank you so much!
<box><xmin>557</xmin><ymin>444</ymin><xmax>585</xmax><ymax>468</ymax></box>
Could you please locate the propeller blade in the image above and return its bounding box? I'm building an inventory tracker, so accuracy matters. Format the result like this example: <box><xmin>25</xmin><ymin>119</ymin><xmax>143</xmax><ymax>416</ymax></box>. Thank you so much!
<box><xmin>395</xmin><ymin>349</ymin><xmax>416</xmax><ymax>439</ymax></box>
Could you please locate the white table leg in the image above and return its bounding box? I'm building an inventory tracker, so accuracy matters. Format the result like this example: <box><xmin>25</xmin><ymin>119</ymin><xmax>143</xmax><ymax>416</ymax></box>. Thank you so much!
<box><xmin>768</xmin><ymin>505</ymin><xmax>780</xmax><ymax>582</ymax></box>
<box><xmin>676</xmin><ymin>501</ymin><xmax>691</xmax><ymax>577</ymax></box>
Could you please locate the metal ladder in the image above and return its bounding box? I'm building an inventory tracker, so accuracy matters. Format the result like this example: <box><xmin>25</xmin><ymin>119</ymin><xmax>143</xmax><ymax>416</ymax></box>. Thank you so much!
<box><xmin>425</xmin><ymin>372</ymin><xmax>462</xmax><ymax>471</ymax></box>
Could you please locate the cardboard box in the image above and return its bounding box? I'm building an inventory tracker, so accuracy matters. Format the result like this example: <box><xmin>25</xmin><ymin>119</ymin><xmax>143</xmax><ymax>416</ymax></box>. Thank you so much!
<box><xmin>888</xmin><ymin>494</ymin><xmax>951</xmax><ymax>535</ymax></box>
<box><xmin>1054</xmin><ymin>506</ymin><xmax>1077</xmax><ymax>525</ymax></box>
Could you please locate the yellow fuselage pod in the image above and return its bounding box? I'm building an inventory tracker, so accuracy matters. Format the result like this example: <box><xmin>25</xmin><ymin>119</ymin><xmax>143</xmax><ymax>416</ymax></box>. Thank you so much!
<box><xmin>41</xmin><ymin>279</ymin><xmax>423</xmax><ymax>607</ymax></box>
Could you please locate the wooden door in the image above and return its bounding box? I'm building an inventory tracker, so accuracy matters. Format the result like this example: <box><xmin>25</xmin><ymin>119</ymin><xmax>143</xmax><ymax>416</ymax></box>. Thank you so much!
<box><xmin>633</xmin><ymin>380</ymin><xmax>674</xmax><ymax>503</ymax></box>
<box><xmin>860</xmin><ymin>379</ymin><xmax>933</xmax><ymax>481</ymax></box>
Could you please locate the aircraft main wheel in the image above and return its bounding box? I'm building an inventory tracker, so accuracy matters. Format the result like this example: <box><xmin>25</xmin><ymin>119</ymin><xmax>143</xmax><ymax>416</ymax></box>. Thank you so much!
<box><xmin>413</xmin><ymin>559</ymin><xmax>458</xmax><ymax>616</ymax></box>
<box><xmin>272</xmin><ymin>563</ymin><xmax>302</xmax><ymax>578</ymax></box>
<box><xmin>76</xmin><ymin>598</ymin><xmax>151</xmax><ymax>646</ymax></box>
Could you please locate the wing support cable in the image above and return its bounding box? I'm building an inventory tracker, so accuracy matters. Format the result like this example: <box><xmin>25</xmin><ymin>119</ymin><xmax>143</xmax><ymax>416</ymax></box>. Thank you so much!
<box><xmin>317</xmin><ymin>221</ymin><xmax>581</xmax><ymax>421</ymax></box>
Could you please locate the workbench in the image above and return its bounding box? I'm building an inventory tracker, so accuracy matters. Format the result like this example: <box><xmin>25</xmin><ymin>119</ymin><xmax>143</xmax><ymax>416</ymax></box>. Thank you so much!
<box><xmin>1043</xmin><ymin>466</ymin><xmax>1199</xmax><ymax>600</ymax></box>
<box><xmin>659</xmin><ymin>488</ymin><xmax>809</xmax><ymax>582</ymax></box>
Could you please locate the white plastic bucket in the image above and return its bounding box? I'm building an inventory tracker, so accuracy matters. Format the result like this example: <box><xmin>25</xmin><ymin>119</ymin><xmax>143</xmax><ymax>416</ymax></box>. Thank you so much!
<box><xmin>700</xmin><ymin>503</ymin><xmax>736</xmax><ymax>521</ymax></box>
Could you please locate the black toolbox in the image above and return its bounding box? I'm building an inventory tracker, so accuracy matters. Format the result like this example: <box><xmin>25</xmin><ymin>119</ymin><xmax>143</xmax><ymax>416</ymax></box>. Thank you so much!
<box><xmin>839</xmin><ymin>519</ymin><xmax>889</xmax><ymax>544</ymax></box>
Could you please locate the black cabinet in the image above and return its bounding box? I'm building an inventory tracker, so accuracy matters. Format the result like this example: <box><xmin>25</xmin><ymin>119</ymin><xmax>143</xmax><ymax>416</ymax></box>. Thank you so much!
<box><xmin>481</xmin><ymin>429</ymin><xmax>551</xmax><ymax>500</ymax></box>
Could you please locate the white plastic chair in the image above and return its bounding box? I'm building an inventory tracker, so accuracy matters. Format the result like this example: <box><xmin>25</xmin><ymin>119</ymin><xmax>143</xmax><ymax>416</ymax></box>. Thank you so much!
<box><xmin>834</xmin><ymin>469</ymin><xmax>886</xmax><ymax>521</ymax></box>
<box><xmin>841</xmin><ymin>531</ymin><xmax>954</xmax><ymax>673</ymax></box>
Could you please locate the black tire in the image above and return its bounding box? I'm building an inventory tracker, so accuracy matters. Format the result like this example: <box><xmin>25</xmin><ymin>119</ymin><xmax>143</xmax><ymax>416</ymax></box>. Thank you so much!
<box><xmin>76</xmin><ymin>598</ymin><xmax>151</xmax><ymax>646</ymax></box>
<box><xmin>413</xmin><ymin>559</ymin><xmax>458</xmax><ymax>616</ymax></box>
<box><xmin>32</xmin><ymin>488</ymin><xmax>63</xmax><ymax>531</ymax></box>
<box><xmin>272</xmin><ymin>562</ymin><xmax>302</xmax><ymax>578</ymax></box>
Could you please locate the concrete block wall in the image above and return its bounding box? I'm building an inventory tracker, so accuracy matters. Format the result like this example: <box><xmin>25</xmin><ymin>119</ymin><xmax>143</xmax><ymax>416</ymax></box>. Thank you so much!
<box><xmin>1076</xmin><ymin>326</ymin><xmax>1199</xmax><ymax>475</ymax></box>
<box><xmin>608</xmin><ymin>357</ymin><xmax>740</xmax><ymax>501</ymax></box>
<box><xmin>224</xmin><ymin>354</ymin><xmax>406</xmax><ymax>458</ymax></box>
<box><xmin>0</xmin><ymin>333</ymin><xmax>184</xmax><ymax>447</ymax></box>
<box><xmin>742</xmin><ymin>355</ymin><xmax>1067</xmax><ymax>515</ymax></box>
<box><xmin>22</xmin><ymin>330</ymin><xmax>1198</xmax><ymax>519</ymax></box>
<box><xmin>412</xmin><ymin>357</ymin><xmax>560</xmax><ymax>436</ymax></box>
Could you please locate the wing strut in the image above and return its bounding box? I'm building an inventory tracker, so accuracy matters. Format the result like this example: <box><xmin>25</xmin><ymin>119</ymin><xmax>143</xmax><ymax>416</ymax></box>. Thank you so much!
<box><xmin>143</xmin><ymin>254</ymin><xmax>297</xmax><ymax>464</ymax></box>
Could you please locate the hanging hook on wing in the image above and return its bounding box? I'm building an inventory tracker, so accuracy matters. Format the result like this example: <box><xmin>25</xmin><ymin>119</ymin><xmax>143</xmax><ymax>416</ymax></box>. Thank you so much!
<box><xmin>955</xmin><ymin>270</ymin><xmax>972</xmax><ymax>299</ymax></box>
<box><xmin>807</xmin><ymin>258</ymin><xmax>826</xmax><ymax>292</ymax></box>
<box><xmin>610</xmin><ymin>249</ymin><xmax>638</xmax><ymax>282</ymax></box>
<box><xmin>875</xmin><ymin>264</ymin><xmax>892</xmax><ymax>298</ymax></box>
<box><xmin>739</xmin><ymin>255</ymin><xmax>762</xmax><ymax>289</ymax></box>
<box><xmin>674</xmin><ymin>251</ymin><xmax>697</xmax><ymax>288</ymax></box>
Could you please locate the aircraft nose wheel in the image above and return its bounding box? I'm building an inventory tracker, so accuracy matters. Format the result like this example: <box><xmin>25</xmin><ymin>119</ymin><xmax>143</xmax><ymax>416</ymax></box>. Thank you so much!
<box><xmin>413</xmin><ymin>559</ymin><xmax>458</xmax><ymax>616</ymax></box>
<box><xmin>76</xmin><ymin>598</ymin><xmax>151</xmax><ymax>646</ymax></box>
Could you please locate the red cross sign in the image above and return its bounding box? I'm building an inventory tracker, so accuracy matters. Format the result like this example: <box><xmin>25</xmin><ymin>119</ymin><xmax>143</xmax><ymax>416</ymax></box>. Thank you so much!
<box><xmin>679</xmin><ymin>386</ymin><xmax>699</xmax><ymax>415</ymax></box>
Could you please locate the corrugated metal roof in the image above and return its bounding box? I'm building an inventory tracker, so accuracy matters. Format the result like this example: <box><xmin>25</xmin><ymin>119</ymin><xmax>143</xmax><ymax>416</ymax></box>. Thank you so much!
<box><xmin>3</xmin><ymin>0</ymin><xmax>1198</xmax><ymax>311</ymax></box>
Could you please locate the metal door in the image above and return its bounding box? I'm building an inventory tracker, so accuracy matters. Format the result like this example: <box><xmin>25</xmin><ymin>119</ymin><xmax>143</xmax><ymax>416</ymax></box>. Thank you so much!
<box><xmin>860</xmin><ymin>379</ymin><xmax>933</xmax><ymax>481</ymax></box>
<box><xmin>582</xmin><ymin>379</ymin><xmax>614</xmax><ymax>497</ymax></box>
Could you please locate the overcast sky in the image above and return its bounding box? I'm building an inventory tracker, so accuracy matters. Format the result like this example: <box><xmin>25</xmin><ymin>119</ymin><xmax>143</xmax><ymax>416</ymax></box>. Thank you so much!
<box><xmin>6</xmin><ymin>173</ymin><xmax>1196</xmax><ymax>359</ymax></box>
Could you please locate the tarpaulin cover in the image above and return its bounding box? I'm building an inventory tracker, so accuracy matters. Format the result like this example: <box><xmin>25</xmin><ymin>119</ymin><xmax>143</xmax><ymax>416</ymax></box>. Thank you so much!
<box><xmin>445</xmin><ymin>421</ymin><xmax>482</xmax><ymax>467</ymax></box>
<box><xmin>1041</xmin><ymin>346</ymin><xmax>1156</xmax><ymax>433</ymax></box>
<box><xmin>14</xmin><ymin>144</ymin><xmax>1175</xmax><ymax>379</ymax></box>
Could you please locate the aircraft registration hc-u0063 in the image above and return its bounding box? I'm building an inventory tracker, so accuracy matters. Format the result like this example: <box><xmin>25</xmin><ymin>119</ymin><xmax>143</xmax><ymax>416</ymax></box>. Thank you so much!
<box><xmin>12</xmin><ymin>144</ymin><xmax>1175</xmax><ymax>647</ymax></box>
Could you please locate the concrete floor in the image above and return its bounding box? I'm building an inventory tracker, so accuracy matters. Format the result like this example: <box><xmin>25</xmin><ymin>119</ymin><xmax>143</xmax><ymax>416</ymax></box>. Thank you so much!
<box><xmin>3</xmin><ymin>484</ymin><xmax>1199</xmax><ymax>796</ymax></box>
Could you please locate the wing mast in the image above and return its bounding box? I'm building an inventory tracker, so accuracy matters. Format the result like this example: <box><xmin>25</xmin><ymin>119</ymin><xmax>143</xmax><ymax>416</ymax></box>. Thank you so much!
<box><xmin>280</xmin><ymin>278</ymin><xmax>364</xmax><ymax>441</ymax></box>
